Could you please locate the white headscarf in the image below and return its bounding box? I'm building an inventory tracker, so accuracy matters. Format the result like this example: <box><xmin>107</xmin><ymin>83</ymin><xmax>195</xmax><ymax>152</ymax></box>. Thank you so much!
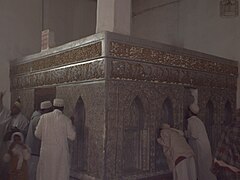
<box><xmin>10</xmin><ymin>132</ymin><xmax>24</xmax><ymax>143</ymax></box>
<box><xmin>10</xmin><ymin>132</ymin><xmax>25</xmax><ymax>170</ymax></box>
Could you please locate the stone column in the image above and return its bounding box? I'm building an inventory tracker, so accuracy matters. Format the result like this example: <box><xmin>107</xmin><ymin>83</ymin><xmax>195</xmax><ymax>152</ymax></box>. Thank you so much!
<box><xmin>237</xmin><ymin>62</ymin><xmax>240</xmax><ymax>109</ymax></box>
<box><xmin>96</xmin><ymin>0</ymin><xmax>131</xmax><ymax>35</ymax></box>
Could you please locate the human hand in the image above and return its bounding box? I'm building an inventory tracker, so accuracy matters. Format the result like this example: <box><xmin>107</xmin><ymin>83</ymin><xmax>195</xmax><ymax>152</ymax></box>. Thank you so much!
<box><xmin>9</xmin><ymin>142</ymin><xmax>17</xmax><ymax>150</ymax></box>
<box><xmin>20</xmin><ymin>143</ymin><xmax>27</xmax><ymax>149</ymax></box>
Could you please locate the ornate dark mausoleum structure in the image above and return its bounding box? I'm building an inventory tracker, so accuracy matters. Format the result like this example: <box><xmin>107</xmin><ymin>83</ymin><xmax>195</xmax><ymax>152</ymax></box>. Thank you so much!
<box><xmin>10</xmin><ymin>32</ymin><xmax>238</xmax><ymax>180</ymax></box>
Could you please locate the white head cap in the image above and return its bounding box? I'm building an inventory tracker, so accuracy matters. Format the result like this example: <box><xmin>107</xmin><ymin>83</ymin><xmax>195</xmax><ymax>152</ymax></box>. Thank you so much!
<box><xmin>53</xmin><ymin>98</ymin><xmax>64</xmax><ymax>107</ymax></box>
<box><xmin>40</xmin><ymin>101</ymin><xmax>52</xmax><ymax>110</ymax></box>
<box><xmin>11</xmin><ymin>132</ymin><xmax>24</xmax><ymax>143</ymax></box>
<box><xmin>189</xmin><ymin>103</ymin><xmax>200</xmax><ymax>114</ymax></box>
<box><xmin>161</xmin><ymin>123</ymin><xmax>170</xmax><ymax>129</ymax></box>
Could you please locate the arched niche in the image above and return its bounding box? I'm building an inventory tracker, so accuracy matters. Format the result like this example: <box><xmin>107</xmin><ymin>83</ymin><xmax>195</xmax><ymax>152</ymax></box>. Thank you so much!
<box><xmin>224</xmin><ymin>100</ymin><xmax>232</xmax><ymax>125</ymax></box>
<box><xmin>162</xmin><ymin>97</ymin><xmax>174</xmax><ymax>126</ymax></box>
<box><xmin>155</xmin><ymin>97</ymin><xmax>174</xmax><ymax>171</ymax></box>
<box><xmin>205</xmin><ymin>100</ymin><xmax>214</xmax><ymax>148</ymax></box>
<box><xmin>123</xmin><ymin>96</ymin><xmax>148</xmax><ymax>174</ymax></box>
<box><xmin>71</xmin><ymin>97</ymin><xmax>88</xmax><ymax>172</ymax></box>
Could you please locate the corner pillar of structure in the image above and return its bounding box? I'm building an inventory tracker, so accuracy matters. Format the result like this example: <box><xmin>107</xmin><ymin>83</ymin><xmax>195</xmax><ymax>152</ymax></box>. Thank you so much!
<box><xmin>96</xmin><ymin>0</ymin><xmax>131</xmax><ymax>35</ymax></box>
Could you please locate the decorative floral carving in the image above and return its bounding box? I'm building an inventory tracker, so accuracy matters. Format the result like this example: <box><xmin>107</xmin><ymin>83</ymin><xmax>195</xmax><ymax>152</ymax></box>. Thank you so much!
<box><xmin>110</xmin><ymin>60</ymin><xmax>237</xmax><ymax>89</ymax></box>
<box><xmin>109</xmin><ymin>41</ymin><xmax>238</xmax><ymax>77</ymax></box>
<box><xmin>11</xmin><ymin>60</ymin><xmax>105</xmax><ymax>89</ymax></box>
<box><xmin>11</xmin><ymin>42</ymin><xmax>102</xmax><ymax>75</ymax></box>
<box><xmin>220</xmin><ymin>0</ymin><xmax>239</xmax><ymax>17</ymax></box>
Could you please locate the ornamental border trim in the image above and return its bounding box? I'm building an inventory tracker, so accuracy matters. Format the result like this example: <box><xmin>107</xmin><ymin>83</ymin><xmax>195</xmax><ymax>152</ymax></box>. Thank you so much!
<box><xmin>11</xmin><ymin>42</ymin><xmax>102</xmax><ymax>75</ymax></box>
<box><xmin>11</xmin><ymin>60</ymin><xmax>105</xmax><ymax>89</ymax></box>
<box><xmin>109</xmin><ymin>41</ymin><xmax>238</xmax><ymax>76</ymax></box>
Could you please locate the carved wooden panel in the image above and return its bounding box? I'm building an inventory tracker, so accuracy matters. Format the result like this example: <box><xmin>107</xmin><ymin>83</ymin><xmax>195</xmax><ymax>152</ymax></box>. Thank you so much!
<box><xmin>34</xmin><ymin>87</ymin><xmax>56</xmax><ymax>110</ymax></box>
<box><xmin>205</xmin><ymin>100</ymin><xmax>214</xmax><ymax>151</ymax></box>
<box><xmin>56</xmin><ymin>83</ymin><xmax>105</xmax><ymax>179</ymax></box>
<box><xmin>123</xmin><ymin>97</ymin><xmax>147</xmax><ymax>174</ymax></box>
<box><xmin>71</xmin><ymin>97</ymin><xmax>88</xmax><ymax>173</ymax></box>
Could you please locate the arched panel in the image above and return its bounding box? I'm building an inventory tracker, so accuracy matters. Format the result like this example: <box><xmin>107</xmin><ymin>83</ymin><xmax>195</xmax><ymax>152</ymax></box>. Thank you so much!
<box><xmin>162</xmin><ymin>97</ymin><xmax>174</xmax><ymax>126</ymax></box>
<box><xmin>155</xmin><ymin>97</ymin><xmax>174</xmax><ymax>171</ymax></box>
<box><xmin>205</xmin><ymin>100</ymin><xmax>214</xmax><ymax>149</ymax></box>
<box><xmin>123</xmin><ymin>96</ymin><xmax>148</xmax><ymax>174</ymax></box>
<box><xmin>71</xmin><ymin>97</ymin><xmax>88</xmax><ymax>172</ymax></box>
<box><xmin>224</xmin><ymin>101</ymin><xmax>232</xmax><ymax>125</ymax></box>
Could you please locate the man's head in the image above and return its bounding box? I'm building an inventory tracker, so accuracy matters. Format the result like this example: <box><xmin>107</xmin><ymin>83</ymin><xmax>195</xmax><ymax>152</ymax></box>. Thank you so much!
<box><xmin>161</xmin><ymin>123</ymin><xmax>170</xmax><ymax>129</ymax></box>
<box><xmin>188</xmin><ymin>103</ymin><xmax>199</xmax><ymax>116</ymax></box>
<box><xmin>157</xmin><ymin>123</ymin><xmax>170</xmax><ymax>138</ymax></box>
<box><xmin>40</xmin><ymin>100</ymin><xmax>53</xmax><ymax>114</ymax></box>
<box><xmin>10</xmin><ymin>99</ymin><xmax>21</xmax><ymax>116</ymax></box>
<box><xmin>53</xmin><ymin>98</ymin><xmax>64</xmax><ymax>111</ymax></box>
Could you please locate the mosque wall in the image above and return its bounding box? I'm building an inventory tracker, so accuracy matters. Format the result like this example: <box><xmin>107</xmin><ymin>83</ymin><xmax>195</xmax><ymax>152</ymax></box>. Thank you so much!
<box><xmin>44</xmin><ymin>0</ymin><xmax>97</xmax><ymax>46</ymax></box>
<box><xmin>132</xmin><ymin>0</ymin><xmax>240</xmax><ymax>62</ymax></box>
<box><xmin>0</xmin><ymin>61</ymin><xmax>10</xmax><ymax>109</ymax></box>
<box><xmin>132</xmin><ymin>0</ymin><xmax>180</xmax><ymax>45</ymax></box>
<box><xmin>178</xmin><ymin>0</ymin><xmax>240</xmax><ymax>61</ymax></box>
<box><xmin>10</xmin><ymin>32</ymin><xmax>238</xmax><ymax>179</ymax></box>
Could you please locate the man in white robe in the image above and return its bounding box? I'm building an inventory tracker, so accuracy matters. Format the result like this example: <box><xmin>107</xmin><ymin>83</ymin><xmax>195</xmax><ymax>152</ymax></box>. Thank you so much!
<box><xmin>26</xmin><ymin>101</ymin><xmax>53</xmax><ymax>180</ymax></box>
<box><xmin>35</xmin><ymin>98</ymin><xmax>76</xmax><ymax>180</ymax></box>
<box><xmin>186</xmin><ymin>103</ymin><xmax>216</xmax><ymax>180</ymax></box>
<box><xmin>157</xmin><ymin>123</ymin><xmax>197</xmax><ymax>180</ymax></box>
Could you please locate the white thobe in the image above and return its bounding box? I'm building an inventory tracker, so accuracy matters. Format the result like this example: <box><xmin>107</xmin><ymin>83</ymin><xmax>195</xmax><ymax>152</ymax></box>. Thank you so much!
<box><xmin>157</xmin><ymin>128</ymin><xmax>197</xmax><ymax>180</ymax></box>
<box><xmin>35</xmin><ymin>109</ymin><xmax>76</xmax><ymax>180</ymax></box>
<box><xmin>174</xmin><ymin>156</ymin><xmax>196</xmax><ymax>180</ymax></box>
<box><xmin>187</xmin><ymin>115</ymin><xmax>216</xmax><ymax>180</ymax></box>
